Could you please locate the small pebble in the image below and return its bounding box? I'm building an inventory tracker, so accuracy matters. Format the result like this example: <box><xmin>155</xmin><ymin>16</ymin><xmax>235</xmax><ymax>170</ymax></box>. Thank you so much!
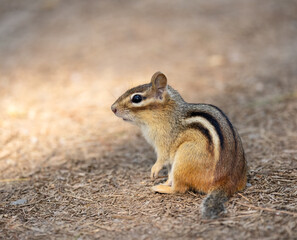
<box><xmin>10</xmin><ymin>198</ymin><xmax>27</xmax><ymax>206</ymax></box>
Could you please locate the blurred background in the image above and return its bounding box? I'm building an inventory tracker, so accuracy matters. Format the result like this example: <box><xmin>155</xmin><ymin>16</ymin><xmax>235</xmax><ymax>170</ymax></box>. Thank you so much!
<box><xmin>0</xmin><ymin>0</ymin><xmax>297</xmax><ymax>238</ymax></box>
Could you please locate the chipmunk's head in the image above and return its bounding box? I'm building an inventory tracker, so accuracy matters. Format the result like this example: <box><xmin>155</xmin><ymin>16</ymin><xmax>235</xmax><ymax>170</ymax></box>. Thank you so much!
<box><xmin>111</xmin><ymin>72</ymin><xmax>169</xmax><ymax>124</ymax></box>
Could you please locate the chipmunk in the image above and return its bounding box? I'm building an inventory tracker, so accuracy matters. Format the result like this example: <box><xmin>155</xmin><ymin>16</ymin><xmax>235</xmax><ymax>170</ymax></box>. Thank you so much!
<box><xmin>111</xmin><ymin>72</ymin><xmax>247</xmax><ymax>219</ymax></box>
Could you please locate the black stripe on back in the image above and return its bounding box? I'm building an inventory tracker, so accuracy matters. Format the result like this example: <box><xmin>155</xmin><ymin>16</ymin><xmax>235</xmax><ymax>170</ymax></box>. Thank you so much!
<box><xmin>187</xmin><ymin>123</ymin><xmax>213</xmax><ymax>149</ymax></box>
<box><xmin>187</xmin><ymin>111</ymin><xmax>224</xmax><ymax>149</ymax></box>
<box><xmin>207</xmin><ymin>104</ymin><xmax>237</xmax><ymax>152</ymax></box>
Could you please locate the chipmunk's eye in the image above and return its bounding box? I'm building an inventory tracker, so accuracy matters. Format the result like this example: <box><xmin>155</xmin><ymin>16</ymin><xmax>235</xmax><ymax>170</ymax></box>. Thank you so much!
<box><xmin>131</xmin><ymin>94</ymin><xmax>143</xmax><ymax>103</ymax></box>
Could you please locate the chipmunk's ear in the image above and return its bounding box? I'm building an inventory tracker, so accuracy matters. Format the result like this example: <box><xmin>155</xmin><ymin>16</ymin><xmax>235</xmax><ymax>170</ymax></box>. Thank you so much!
<box><xmin>151</xmin><ymin>72</ymin><xmax>167</xmax><ymax>100</ymax></box>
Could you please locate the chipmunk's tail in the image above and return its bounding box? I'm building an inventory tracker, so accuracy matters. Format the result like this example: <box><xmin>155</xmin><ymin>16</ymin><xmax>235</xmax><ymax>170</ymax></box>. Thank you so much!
<box><xmin>201</xmin><ymin>189</ymin><xmax>229</xmax><ymax>219</ymax></box>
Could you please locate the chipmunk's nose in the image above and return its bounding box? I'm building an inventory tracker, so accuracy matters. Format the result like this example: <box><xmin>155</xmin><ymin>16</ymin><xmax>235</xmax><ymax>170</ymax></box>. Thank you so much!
<box><xmin>111</xmin><ymin>105</ymin><xmax>117</xmax><ymax>114</ymax></box>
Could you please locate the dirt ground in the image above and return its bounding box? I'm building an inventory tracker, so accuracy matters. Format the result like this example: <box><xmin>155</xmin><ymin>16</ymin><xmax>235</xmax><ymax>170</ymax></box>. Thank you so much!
<box><xmin>0</xmin><ymin>0</ymin><xmax>297</xmax><ymax>239</ymax></box>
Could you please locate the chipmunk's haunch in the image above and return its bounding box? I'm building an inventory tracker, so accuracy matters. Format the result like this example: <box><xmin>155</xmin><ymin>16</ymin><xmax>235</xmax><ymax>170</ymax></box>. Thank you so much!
<box><xmin>111</xmin><ymin>72</ymin><xmax>247</xmax><ymax>219</ymax></box>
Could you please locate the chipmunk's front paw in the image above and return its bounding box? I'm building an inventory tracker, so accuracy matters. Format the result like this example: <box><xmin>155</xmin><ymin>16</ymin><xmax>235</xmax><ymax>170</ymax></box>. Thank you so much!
<box><xmin>151</xmin><ymin>163</ymin><xmax>163</xmax><ymax>179</ymax></box>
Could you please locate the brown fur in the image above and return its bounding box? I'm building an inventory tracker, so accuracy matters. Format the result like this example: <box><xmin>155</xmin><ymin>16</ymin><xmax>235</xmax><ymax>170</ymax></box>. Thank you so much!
<box><xmin>111</xmin><ymin>72</ymin><xmax>247</xmax><ymax>218</ymax></box>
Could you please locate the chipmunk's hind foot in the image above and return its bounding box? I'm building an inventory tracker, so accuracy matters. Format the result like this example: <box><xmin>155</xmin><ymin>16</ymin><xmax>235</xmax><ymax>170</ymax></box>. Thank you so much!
<box><xmin>151</xmin><ymin>184</ymin><xmax>174</xmax><ymax>194</ymax></box>
<box><xmin>201</xmin><ymin>190</ymin><xmax>228</xmax><ymax>219</ymax></box>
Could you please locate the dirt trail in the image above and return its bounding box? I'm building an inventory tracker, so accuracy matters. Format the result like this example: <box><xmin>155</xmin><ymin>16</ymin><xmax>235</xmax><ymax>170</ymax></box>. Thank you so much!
<box><xmin>0</xmin><ymin>0</ymin><xmax>296</xmax><ymax>239</ymax></box>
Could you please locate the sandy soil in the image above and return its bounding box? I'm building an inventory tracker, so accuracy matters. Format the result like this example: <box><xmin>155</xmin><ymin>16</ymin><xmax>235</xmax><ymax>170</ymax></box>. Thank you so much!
<box><xmin>0</xmin><ymin>0</ymin><xmax>296</xmax><ymax>239</ymax></box>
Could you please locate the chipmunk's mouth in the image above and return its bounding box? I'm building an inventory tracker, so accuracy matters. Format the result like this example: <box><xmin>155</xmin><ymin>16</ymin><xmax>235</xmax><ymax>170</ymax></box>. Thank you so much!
<box><xmin>122</xmin><ymin>116</ymin><xmax>134</xmax><ymax>122</ymax></box>
<box><xmin>123</xmin><ymin>118</ymin><xmax>131</xmax><ymax>122</ymax></box>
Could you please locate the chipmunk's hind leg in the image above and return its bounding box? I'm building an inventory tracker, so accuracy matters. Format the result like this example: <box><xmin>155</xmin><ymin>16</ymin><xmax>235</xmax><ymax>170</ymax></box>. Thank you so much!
<box><xmin>201</xmin><ymin>189</ymin><xmax>228</xmax><ymax>219</ymax></box>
